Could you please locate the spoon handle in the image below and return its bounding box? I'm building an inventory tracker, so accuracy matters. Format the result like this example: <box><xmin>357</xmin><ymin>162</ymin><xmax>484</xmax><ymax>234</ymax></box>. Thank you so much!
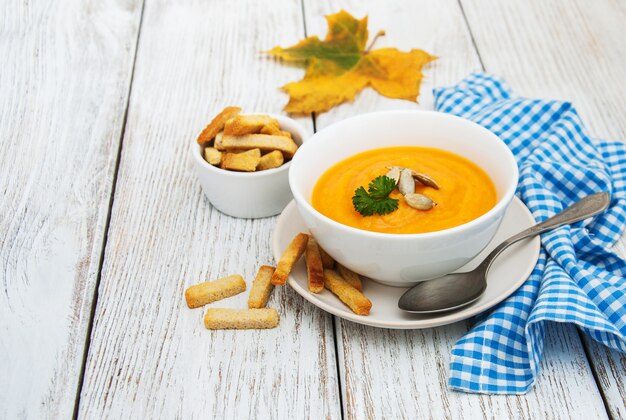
<box><xmin>481</xmin><ymin>192</ymin><xmax>610</xmax><ymax>270</ymax></box>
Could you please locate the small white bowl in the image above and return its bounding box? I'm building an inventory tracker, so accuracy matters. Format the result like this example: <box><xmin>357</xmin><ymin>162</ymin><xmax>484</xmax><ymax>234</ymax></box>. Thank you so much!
<box><xmin>192</xmin><ymin>113</ymin><xmax>309</xmax><ymax>218</ymax></box>
<box><xmin>289</xmin><ymin>110</ymin><xmax>518</xmax><ymax>286</ymax></box>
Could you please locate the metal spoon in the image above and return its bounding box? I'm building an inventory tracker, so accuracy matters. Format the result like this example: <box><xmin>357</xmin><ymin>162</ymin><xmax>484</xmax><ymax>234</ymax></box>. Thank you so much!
<box><xmin>398</xmin><ymin>192</ymin><xmax>610</xmax><ymax>313</ymax></box>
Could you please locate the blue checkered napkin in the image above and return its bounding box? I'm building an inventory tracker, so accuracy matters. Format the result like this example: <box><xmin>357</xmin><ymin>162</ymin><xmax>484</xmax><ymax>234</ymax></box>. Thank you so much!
<box><xmin>433</xmin><ymin>73</ymin><xmax>626</xmax><ymax>394</ymax></box>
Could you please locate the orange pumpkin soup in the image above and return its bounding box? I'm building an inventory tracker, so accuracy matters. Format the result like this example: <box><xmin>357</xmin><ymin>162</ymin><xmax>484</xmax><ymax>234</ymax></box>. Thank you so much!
<box><xmin>312</xmin><ymin>146</ymin><xmax>497</xmax><ymax>234</ymax></box>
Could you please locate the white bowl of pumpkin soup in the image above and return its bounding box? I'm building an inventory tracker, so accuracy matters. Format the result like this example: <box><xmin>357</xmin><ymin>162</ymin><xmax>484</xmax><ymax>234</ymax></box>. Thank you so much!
<box><xmin>288</xmin><ymin>110</ymin><xmax>518</xmax><ymax>286</ymax></box>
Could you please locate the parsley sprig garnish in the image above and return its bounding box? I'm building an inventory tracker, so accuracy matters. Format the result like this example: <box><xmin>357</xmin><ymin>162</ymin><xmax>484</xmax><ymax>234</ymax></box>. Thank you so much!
<box><xmin>352</xmin><ymin>175</ymin><xmax>399</xmax><ymax>216</ymax></box>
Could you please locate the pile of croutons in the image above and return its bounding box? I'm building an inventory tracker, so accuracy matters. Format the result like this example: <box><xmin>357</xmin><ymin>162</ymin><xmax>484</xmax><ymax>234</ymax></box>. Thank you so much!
<box><xmin>184</xmin><ymin>232</ymin><xmax>371</xmax><ymax>331</ymax></box>
<box><xmin>197</xmin><ymin>106</ymin><xmax>298</xmax><ymax>172</ymax></box>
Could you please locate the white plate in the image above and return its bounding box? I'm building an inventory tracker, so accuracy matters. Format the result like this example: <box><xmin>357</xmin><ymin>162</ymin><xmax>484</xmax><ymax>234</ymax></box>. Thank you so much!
<box><xmin>272</xmin><ymin>197</ymin><xmax>540</xmax><ymax>329</ymax></box>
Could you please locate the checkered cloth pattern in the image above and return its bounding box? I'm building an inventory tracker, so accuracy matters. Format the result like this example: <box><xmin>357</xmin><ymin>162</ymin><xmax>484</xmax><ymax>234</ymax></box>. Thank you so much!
<box><xmin>433</xmin><ymin>73</ymin><xmax>626</xmax><ymax>394</ymax></box>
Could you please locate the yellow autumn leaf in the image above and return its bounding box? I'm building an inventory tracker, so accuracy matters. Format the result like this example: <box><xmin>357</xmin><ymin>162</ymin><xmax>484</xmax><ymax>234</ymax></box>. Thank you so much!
<box><xmin>267</xmin><ymin>10</ymin><xmax>436</xmax><ymax>114</ymax></box>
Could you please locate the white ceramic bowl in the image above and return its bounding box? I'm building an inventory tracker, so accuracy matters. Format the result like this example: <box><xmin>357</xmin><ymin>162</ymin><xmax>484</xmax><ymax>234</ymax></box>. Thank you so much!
<box><xmin>289</xmin><ymin>110</ymin><xmax>519</xmax><ymax>286</ymax></box>
<box><xmin>192</xmin><ymin>113</ymin><xmax>308</xmax><ymax>218</ymax></box>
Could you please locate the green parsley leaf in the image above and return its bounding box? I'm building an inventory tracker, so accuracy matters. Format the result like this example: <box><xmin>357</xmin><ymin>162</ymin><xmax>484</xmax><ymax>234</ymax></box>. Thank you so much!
<box><xmin>367</xmin><ymin>175</ymin><xmax>397</xmax><ymax>199</ymax></box>
<box><xmin>352</xmin><ymin>186</ymin><xmax>377</xmax><ymax>216</ymax></box>
<box><xmin>352</xmin><ymin>175</ymin><xmax>399</xmax><ymax>216</ymax></box>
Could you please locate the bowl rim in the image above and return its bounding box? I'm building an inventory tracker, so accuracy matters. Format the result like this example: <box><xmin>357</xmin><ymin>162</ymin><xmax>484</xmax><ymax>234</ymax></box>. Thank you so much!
<box><xmin>289</xmin><ymin>109</ymin><xmax>519</xmax><ymax>240</ymax></box>
<box><xmin>191</xmin><ymin>113</ymin><xmax>308</xmax><ymax>178</ymax></box>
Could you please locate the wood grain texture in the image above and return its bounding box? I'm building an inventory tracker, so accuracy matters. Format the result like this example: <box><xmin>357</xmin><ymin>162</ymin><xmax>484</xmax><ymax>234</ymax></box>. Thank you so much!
<box><xmin>77</xmin><ymin>0</ymin><xmax>340</xmax><ymax>418</ymax></box>
<box><xmin>461</xmin><ymin>0</ymin><xmax>626</xmax><ymax>416</ymax></box>
<box><xmin>461</xmin><ymin>0</ymin><xmax>626</xmax><ymax>140</ymax></box>
<box><xmin>582</xmin><ymin>335</ymin><xmax>626</xmax><ymax>420</ymax></box>
<box><xmin>304</xmin><ymin>0</ymin><xmax>611</xmax><ymax>418</ymax></box>
<box><xmin>338</xmin><ymin>322</ymin><xmax>608</xmax><ymax>419</ymax></box>
<box><xmin>0</xmin><ymin>0</ymin><xmax>142</xmax><ymax>418</ymax></box>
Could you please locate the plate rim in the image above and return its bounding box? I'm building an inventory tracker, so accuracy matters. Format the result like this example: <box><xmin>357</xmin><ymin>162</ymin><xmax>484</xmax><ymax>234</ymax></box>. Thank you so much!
<box><xmin>272</xmin><ymin>197</ymin><xmax>540</xmax><ymax>329</ymax></box>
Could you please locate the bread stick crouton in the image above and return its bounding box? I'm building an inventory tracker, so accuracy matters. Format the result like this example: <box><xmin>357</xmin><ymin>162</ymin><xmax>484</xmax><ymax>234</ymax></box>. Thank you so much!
<box><xmin>197</xmin><ymin>106</ymin><xmax>241</xmax><ymax>144</ymax></box>
<box><xmin>221</xmin><ymin>134</ymin><xmax>298</xmax><ymax>158</ymax></box>
<box><xmin>337</xmin><ymin>263</ymin><xmax>363</xmax><ymax>291</ymax></box>
<box><xmin>271</xmin><ymin>233</ymin><xmax>309</xmax><ymax>285</ymax></box>
<box><xmin>214</xmin><ymin>132</ymin><xmax>225</xmax><ymax>150</ymax></box>
<box><xmin>204</xmin><ymin>147</ymin><xmax>222</xmax><ymax>165</ymax></box>
<box><xmin>185</xmin><ymin>274</ymin><xmax>247</xmax><ymax>308</ymax></box>
<box><xmin>260</xmin><ymin>124</ymin><xmax>293</xmax><ymax>139</ymax></box>
<box><xmin>276</xmin><ymin>130</ymin><xmax>293</xmax><ymax>139</ymax></box>
<box><xmin>220</xmin><ymin>148</ymin><xmax>261</xmax><ymax>172</ymax></box>
<box><xmin>318</xmin><ymin>246</ymin><xmax>335</xmax><ymax>269</ymax></box>
<box><xmin>248</xmin><ymin>265</ymin><xmax>275</xmax><ymax>309</ymax></box>
<box><xmin>257</xmin><ymin>150</ymin><xmax>284</xmax><ymax>171</ymax></box>
<box><xmin>204</xmin><ymin>308</ymin><xmax>279</xmax><ymax>330</ymax></box>
<box><xmin>323</xmin><ymin>269</ymin><xmax>372</xmax><ymax>315</ymax></box>
<box><xmin>224</xmin><ymin>114</ymin><xmax>280</xmax><ymax>136</ymax></box>
<box><xmin>305</xmin><ymin>236</ymin><xmax>324</xmax><ymax>293</ymax></box>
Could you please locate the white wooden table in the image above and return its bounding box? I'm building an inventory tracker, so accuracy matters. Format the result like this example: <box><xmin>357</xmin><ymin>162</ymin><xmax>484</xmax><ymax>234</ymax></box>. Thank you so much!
<box><xmin>1</xmin><ymin>0</ymin><xmax>625</xmax><ymax>418</ymax></box>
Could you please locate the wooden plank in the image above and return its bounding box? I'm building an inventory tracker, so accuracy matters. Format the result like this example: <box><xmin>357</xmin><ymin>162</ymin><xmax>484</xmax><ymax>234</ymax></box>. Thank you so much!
<box><xmin>582</xmin><ymin>335</ymin><xmax>626</xmax><ymax>420</ymax></box>
<box><xmin>461</xmin><ymin>0</ymin><xmax>626</xmax><ymax>417</ymax></box>
<box><xmin>0</xmin><ymin>0</ymin><xmax>143</xmax><ymax>418</ymax></box>
<box><xmin>461</xmin><ymin>0</ymin><xmax>626</xmax><ymax>141</ymax></box>
<box><xmin>303</xmin><ymin>0</ymin><xmax>610</xmax><ymax>418</ymax></box>
<box><xmin>76</xmin><ymin>0</ymin><xmax>340</xmax><ymax>418</ymax></box>
<box><xmin>338</xmin><ymin>322</ymin><xmax>608</xmax><ymax>419</ymax></box>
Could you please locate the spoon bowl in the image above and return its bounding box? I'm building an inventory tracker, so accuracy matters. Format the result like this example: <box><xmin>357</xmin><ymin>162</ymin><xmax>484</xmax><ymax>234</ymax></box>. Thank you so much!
<box><xmin>398</xmin><ymin>192</ymin><xmax>610</xmax><ymax>313</ymax></box>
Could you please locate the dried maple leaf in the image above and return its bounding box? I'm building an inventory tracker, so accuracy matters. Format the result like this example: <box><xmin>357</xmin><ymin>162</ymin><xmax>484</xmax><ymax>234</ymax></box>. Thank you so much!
<box><xmin>267</xmin><ymin>10</ymin><xmax>436</xmax><ymax>114</ymax></box>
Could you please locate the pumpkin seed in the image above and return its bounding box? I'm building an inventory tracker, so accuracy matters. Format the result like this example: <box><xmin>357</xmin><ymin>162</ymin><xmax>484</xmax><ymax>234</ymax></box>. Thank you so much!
<box><xmin>404</xmin><ymin>193</ymin><xmax>436</xmax><ymax>210</ymax></box>
<box><xmin>398</xmin><ymin>169</ymin><xmax>415</xmax><ymax>195</ymax></box>
<box><xmin>411</xmin><ymin>171</ymin><xmax>440</xmax><ymax>190</ymax></box>
<box><xmin>385</xmin><ymin>166</ymin><xmax>401</xmax><ymax>185</ymax></box>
